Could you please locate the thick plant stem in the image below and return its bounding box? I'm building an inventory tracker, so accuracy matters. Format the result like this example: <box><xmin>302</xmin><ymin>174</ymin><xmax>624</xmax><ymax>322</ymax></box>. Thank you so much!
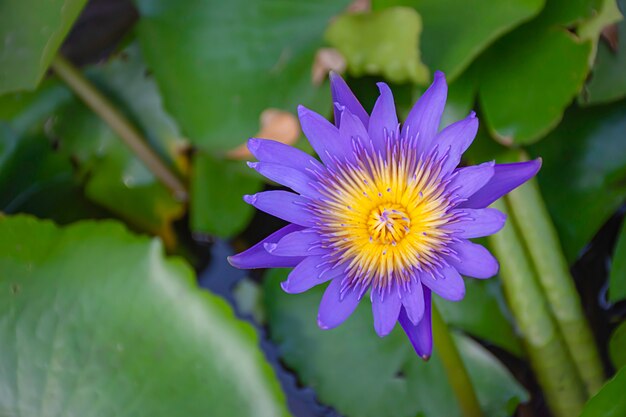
<box><xmin>507</xmin><ymin>154</ymin><xmax>605</xmax><ymax>395</ymax></box>
<box><xmin>489</xmin><ymin>199</ymin><xmax>587</xmax><ymax>417</ymax></box>
<box><xmin>431</xmin><ymin>303</ymin><xmax>483</xmax><ymax>417</ymax></box>
<box><xmin>50</xmin><ymin>54</ymin><xmax>188</xmax><ymax>201</ymax></box>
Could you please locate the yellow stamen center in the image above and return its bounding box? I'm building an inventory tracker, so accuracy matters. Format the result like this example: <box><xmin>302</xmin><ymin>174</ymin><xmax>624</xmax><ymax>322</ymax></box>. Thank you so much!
<box><xmin>313</xmin><ymin>143</ymin><xmax>456</xmax><ymax>290</ymax></box>
<box><xmin>367</xmin><ymin>204</ymin><xmax>410</xmax><ymax>244</ymax></box>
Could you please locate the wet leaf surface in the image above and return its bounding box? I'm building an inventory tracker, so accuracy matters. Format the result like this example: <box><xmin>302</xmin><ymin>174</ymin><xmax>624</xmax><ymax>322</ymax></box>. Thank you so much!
<box><xmin>0</xmin><ymin>0</ymin><xmax>88</xmax><ymax>93</ymax></box>
<box><xmin>134</xmin><ymin>0</ymin><xmax>350</xmax><ymax>151</ymax></box>
<box><xmin>263</xmin><ymin>268</ymin><xmax>527</xmax><ymax>417</ymax></box>
<box><xmin>0</xmin><ymin>215</ymin><xmax>290</xmax><ymax>417</ymax></box>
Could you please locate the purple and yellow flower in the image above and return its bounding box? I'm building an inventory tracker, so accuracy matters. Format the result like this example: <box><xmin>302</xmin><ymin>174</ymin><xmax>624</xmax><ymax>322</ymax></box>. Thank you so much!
<box><xmin>229</xmin><ymin>71</ymin><xmax>540</xmax><ymax>359</ymax></box>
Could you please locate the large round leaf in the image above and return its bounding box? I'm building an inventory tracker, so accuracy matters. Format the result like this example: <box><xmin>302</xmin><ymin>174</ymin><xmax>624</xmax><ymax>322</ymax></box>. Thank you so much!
<box><xmin>190</xmin><ymin>152</ymin><xmax>263</xmax><ymax>238</ymax></box>
<box><xmin>263</xmin><ymin>268</ymin><xmax>527</xmax><ymax>417</ymax></box>
<box><xmin>373</xmin><ymin>0</ymin><xmax>545</xmax><ymax>81</ymax></box>
<box><xmin>134</xmin><ymin>0</ymin><xmax>350</xmax><ymax>151</ymax></box>
<box><xmin>582</xmin><ymin>0</ymin><xmax>626</xmax><ymax>106</ymax></box>
<box><xmin>51</xmin><ymin>45</ymin><xmax>187</xmax><ymax>243</ymax></box>
<box><xmin>0</xmin><ymin>0</ymin><xmax>87</xmax><ymax>93</ymax></box>
<box><xmin>0</xmin><ymin>215</ymin><xmax>290</xmax><ymax>417</ymax></box>
<box><xmin>579</xmin><ymin>367</ymin><xmax>626</xmax><ymax>417</ymax></box>
<box><xmin>435</xmin><ymin>278</ymin><xmax>524</xmax><ymax>357</ymax></box>
<box><xmin>478</xmin><ymin>23</ymin><xmax>592</xmax><ymax>144</ymax></box>
<box><xmin>528</xmin><ymin>100</ymin><xmax>626</xmax><ymax>262</ymax></box>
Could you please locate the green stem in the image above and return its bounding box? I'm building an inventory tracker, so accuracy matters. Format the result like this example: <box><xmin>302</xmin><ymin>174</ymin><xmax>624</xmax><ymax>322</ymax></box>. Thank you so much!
<box><xmin>507</xmin><ymin>152</ymin><xmax>605</xmax><ymax>395</ymax></box>
<box><xmin>431</xmin><ymin>303</ymin><xmax>483</xmax><ymax>417</ymax></box>
<box><xmin>489</xmin><ymin>199</ymin><xmax>587</xmax><ymax>417</ymax></box>
<box><xmin>50</xmin><ymin>54</ymin><xmax>188</xmax><ymax>201</ymax></box>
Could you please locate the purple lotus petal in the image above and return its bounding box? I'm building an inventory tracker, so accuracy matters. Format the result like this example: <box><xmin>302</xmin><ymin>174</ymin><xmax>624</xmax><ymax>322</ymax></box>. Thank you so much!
<box><xmin>401</xmin><ymin>278</ymin><xmax>425</xmax><ymax>325</ymax></box>
<box><xmin>461</xmin><ymin>159</ymin><xmax>542</xmax><ymax>209</ymax></box>
<box><xmin>399</xmin><ymin>287</ymin><xmax>433</xmax><ymax>359</ymax></box>
<box><xmin>339</xmin><ymin>106</ymin><xmax>370</xmax><ymax>150</ymax></box>
<box><xmin>248</xmin><ymin>161</ymin><xmax>321</xmax><ymax>198</ymax></box>
<box><xmin>330</xmin><ymin>71</ymin><xmax>369</xmax><ymax>129</ymax></box>
<box><xmin>230</xmin><ymin>70</ymin><xmax>541</xmax><ymax>358</ymax></box>
<box><xmin>318</xmin><ymin>277</ymin><xmax>362</xmax><ymax>330</ymax></box>
<box><xmin>243</xmin><ymin>191</ymin><xmax>314</xmax><ymax>226</ymax></box>
<box><xmin>298</xmin><ymin>105</ymin><xmax>355</xmax><ymax>166</ymax></box>
<box><xmin>419</xmin><ymin>266</ymin><xmax>465</xmax><ymax>301</ymax></box>
<box><xmin>248</xmin><ymin>138</ymin><xmax>324</xmax><ymax>174</ymax></box>
<box><xmin>402</xmin><ymin>71</ymin><xmax>447</xmax><ymax>154</ymax></box>
<box><xmin>447</xmin><ymin>240</ymin><xmax>499</xmax><ymax>279</ymax></box>
<box><xmin>371</xmin><ymin>286</ymin><xmax>402</xmax><ymax>337</ymax></box>
<box><xmin>435</xmin><ymin>112</ymin><xmax>478</xmax><ymax>175</ymax></box>
<box><xmin>281</xmin><ymin>256</ymin><xmax>341</xmax><ymax>294</ymax></box>
<box><xmin>368</xmin><ymin>82</ymin><xmax>398</xmax><ymax>153</ymax></box>
<box><xmin>452</xmin><ymin>208</ymin><xmax>506</xmax><ymax>238</ymax></box>
<box><xmin>228</xmin><ymin>224</ymin><xmax>304</xmax><ymax>269</ymax></box>
<box><xmin>265</xmin><ymin>229</ymin><xmax>325</xmax><ymax>257</ymax></box>
<box><xmin>448</xmin><ymin>161</ymin><xmax>495</xmax><ymax>199</ymax></box>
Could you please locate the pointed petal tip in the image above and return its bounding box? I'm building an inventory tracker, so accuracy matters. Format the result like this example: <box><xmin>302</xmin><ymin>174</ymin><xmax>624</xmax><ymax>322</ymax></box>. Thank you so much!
<box><xmin>296</xmin><ymin>104</ymin><xmax>308</xmax><ymax>117</ymax></box>
<box><xmin>280</xmin><ymin>280</ymin><xmax>290</xmax><ymax>292</ymax></box>
<box><xmin>317</xmin><ymin>316</ymin><xmax>331</xmax><ymax>330</ymax></box>
<box><xmin>433</xmin><ymin>70</ymin><xmax>446</xmax><ymax>80</ymax></box>
<box><xmin>374</xmin><ymin>328</ymin><xmax>387</xmax><ymax>338</ymax></box>
<box><xmin>227</xmin><ymin>255</ymin><xmax>244</xmax><ymax>269</ymax></box>
<box><xmin>533</xmin><ymin>157</ymin><xmax>543</xmax><ymax>171</ymax></box>
<box><xmin>469</xmin><ymin>110</ymin><xmax>477</xmax><ymax>118</ymax></box>
<box><xmin>247</xmin><ymin>137</ymin><xmax>260</xmax><ymax>152</ymax></box>
<box><xmin>420</xmin><ymin>354</ymin><xmax>431</xmax><ymax>361</ymax></box>
<box><xmin>376</xmin><ymin>81</ymin><xmax>392</xmax><ymax>93</ymax></box>
<box><xmin>242</xmin><ymin>194</ymin><xmax>257</xmax><ymax>205</ymax></box>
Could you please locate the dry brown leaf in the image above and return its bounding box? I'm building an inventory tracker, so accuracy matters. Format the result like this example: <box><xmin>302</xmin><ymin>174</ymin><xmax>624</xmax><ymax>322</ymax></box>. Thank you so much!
<box><xmin>312</xmin><ymin>48</ymin><xmax>347</xmax><ymax>86</ymax></box>
<box><xmin>226</xmin><ymin>108</ymin><xmax>301</xmax><ymax>160</ymax></box>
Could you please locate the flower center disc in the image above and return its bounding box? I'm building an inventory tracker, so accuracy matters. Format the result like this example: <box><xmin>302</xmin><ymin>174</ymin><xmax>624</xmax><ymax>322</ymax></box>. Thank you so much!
<box><xmin>368</xmin><ymin>204</ymin><xmax>410</xmax><ymax>245</ymax></box>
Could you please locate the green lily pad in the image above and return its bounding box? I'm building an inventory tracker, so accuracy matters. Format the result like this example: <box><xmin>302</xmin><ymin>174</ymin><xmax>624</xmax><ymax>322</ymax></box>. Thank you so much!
<box><xmin>325</xmin><ymin>7</ymin><xmax>429</xmax><ymax>85</ymax></box>
<box><xmin>54</xmin><ymin>99</ymin><xmax>184</xmax><ymax>243</ymax></box>
<box><xmin>87</xmin><ymin>45</ymin><xmax>188</xmax><ymax>173</ymax></box>
<box><xmin>0</xmin><ymin>124</ymin><xmax>105</xmax><ymax>224</ymax></box>
<box><xmin>50</xmin><ymin>47</ymin><xmax>186</xmax><ymax>241</ymax></box>
<box><xmin>134</xmin><ymin>0</ymin><xmax>350</xmax><ymax>152</ymax></box>
<box><xmin>579</xmin><ymin>367</ymin><xmax>626</xmax><ymax>417</ymax></box>
<box><xmin>373</xmin><ymin>0</ymin><xmax>545</xmax><ymax>81</ymax></box>
<box><xmin>0</xmin><ymin>44</ymin><xmax>187</xmax><ymax>240</ymax></box>
<box><xmin>478</xmin><ymin>22</ymin><xmax>592</xmax><ymax>145</ymax></box>
<box><xmin>190</xmin><ymin>152</ymin><xmax>263</xmax><ymax>238</ymax></box>
<box><xmin>536</xmin><ymin>0</ymin><xmax>602</xmax><ymax>26</ymax></box>
<box><xmin>0</xmin><ymin>80</ymin><xmax>73</xmax><ymax>135</ymax></box>
<box><xmin>0</xmin><ymin>215</ymin><xmax>290</xmax><ymax>417</ymax></box>
<box><xmin>609</xmin><ymin>218</ymin><xmax>626</xmax><ymax>302</ymax></box>
<box><xmin>0</xmin><ymin>0</ymin><xmax>87</xmax><ymax>94</ymax></box>
<box><xmin>263</xmin><ymin>268</ymin><xmax>528</xmax><ymax>417</ymax></box>
<box><xmin>609</xmin><ymin>321</ymin><xmax>626</xmax><ymax>369</ymax></box>
<box><xmin>435</xmin><ymin>278</ymin><xmax>524</xmax><ymax>357</ymax></box>
<box><xmin>581</xmin><ymin>1</ymin><xmax>626</xmax><ymax>105</ymax></box>
<box><xmin>528</xmin><ymin>100</ymin><xmax>626</xmax><ymax>262</ymax></box>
